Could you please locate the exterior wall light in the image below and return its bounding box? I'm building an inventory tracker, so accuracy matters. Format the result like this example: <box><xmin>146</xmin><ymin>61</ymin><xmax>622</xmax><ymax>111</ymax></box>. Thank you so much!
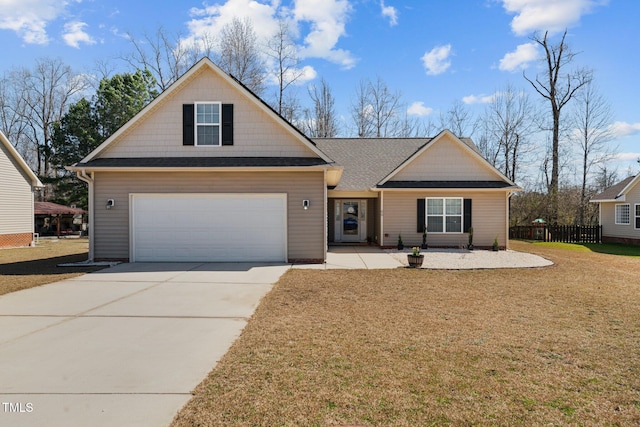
<box><xmin>303</xmin><ymin>199</ymin><xmax>310</xmax><ymax>210</ymax></box>
<box><xmin>106</xmin><ymin>199</ymin><xmax>115</xmax><ymax>209</ymax></box>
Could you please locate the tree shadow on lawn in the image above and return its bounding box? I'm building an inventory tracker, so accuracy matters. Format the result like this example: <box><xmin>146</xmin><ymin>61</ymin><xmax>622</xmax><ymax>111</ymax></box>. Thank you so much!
<box><xmin>0</xmin><ymin>253</ymin><xmax>105</xmax><ymax>276</ymax></box>
<box><xmin>580</xmin><ymin>243</ymin><xmax>640</xmax><ymax>257</ymax></box>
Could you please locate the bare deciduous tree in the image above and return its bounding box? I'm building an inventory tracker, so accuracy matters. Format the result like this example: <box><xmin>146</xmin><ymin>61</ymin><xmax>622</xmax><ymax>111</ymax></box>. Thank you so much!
<box><xmin>217</xmin><ymin>17</ymin><xmax>266</xmax><ymax>96</ymax></box>
<box><xmin>266</xmin><ymin>19</ymin><xmax>305</xmax><ymax>117</ymax></box>
<box><xmin>123</xmin><ymin>27</ymin><xmax>196</xmax><ymax>91</ymax></box>
<box><xmin>523</xmin><ymin>29</ymin><xmax>592</xmax><ymax>223</ymax></box>
<box><xmin>10</xmin><ymin>58</ymin><xmax>88</xmax><ymax>179</ymax></box>
<box><xmin>302</xmin><ymin>77</ymin><xmax>339</xmax><ymax>138</ymax></box>
<box><xmin>570</xmin><ymin>78</ymin><xmax>615</xmax><ymax>224</ymax></box>
<box><xmin>481</xmin><ymin>84</ymin><xmax>537</xmax><ymax>183</ymax></box>
<box><xmin>349</xmin><ymin>76</ymin><xmax>404</xmax><ymax>137</ymax></box>
<box><xmin>439</xmin><ymin>99</ymin><xmax>477</xmax><ymax>137</ymax></box>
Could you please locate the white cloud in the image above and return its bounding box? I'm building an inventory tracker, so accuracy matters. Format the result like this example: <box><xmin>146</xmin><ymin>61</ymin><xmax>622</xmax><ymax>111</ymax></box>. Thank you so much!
<box><xmin>0</xmin><ymin>0</ymin><xmax>72</xmax><ymax>45</ymax></box>
<box><xmin>499</xmin><ymin>42</ymin><xmax>539</xmax><ymax>72</ymax></box>
<box><xmin>501</xmin><ymin>0</ymin><xmax>608</xmax><ymax>36</ymax></box>
<box><xmin>407</xmin><ymin>101</ymin><xmax>433</xmax><ymax>117</ymax></box>
<box><xmin>462</xmin><ymin>94</ymin><xmax>496</xmax><ymax>105</ymax></box>
<box><xmin>609</xmin><ymin>121</ymin><xmax>640</xmax><ymax>138</ymax></box>
<box><xmin>380</xmin><ymin>0</ymin><xmax>398</xmax><ymax>26</ymax></box>
<box><xmin>294</xmin><ymin>0</ymin><xmax>356</xmax><ymax>69</ymax></box>
<box><xmin>421</xmin><ymin>44</ymin><xmax>452</xmax><ymax>76</ymax></box>
<box><xmin>62</xmin><ymin>21</ymin><xmax>95</xmax><ymax>48</ymax></box>
<box><xmin>184</xmin><ymin>0</ymin><xmax>356</xmax><ymax>70</ymax></box>
<box><xmin>267</xmin><ymin>64</ymin><xmax>317</xmax><ymax>86</ymax></box>
<box><xmin>186</xmin><ymin>0</ymin><xmax>279</xmax><ymax>43</ymax></box>
<box><xmin>616</xmin><ymin>152</ymin><xmax>640</xmax><ymax>161</ymax></box>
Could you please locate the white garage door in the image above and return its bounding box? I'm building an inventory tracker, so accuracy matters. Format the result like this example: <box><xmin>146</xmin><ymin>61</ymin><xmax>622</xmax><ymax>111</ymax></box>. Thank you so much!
<box><xmin>131</xmin><ymin>194</ymin><xmax>287</xmax><ymax>262</ymax></box>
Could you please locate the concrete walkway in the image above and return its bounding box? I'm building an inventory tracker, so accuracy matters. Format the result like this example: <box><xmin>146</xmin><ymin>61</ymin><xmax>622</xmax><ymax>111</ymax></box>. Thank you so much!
<box><xmin>0</xmin><ymin>262</ymin><xmax>289</xmax><ymax>427</ymax></box>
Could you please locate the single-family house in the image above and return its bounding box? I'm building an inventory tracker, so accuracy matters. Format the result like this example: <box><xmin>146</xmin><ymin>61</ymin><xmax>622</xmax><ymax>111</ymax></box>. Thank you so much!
<box><xmin>0</xmin><ymin>131</ymin><xmax>43</xmax><ymax>248</ymax></box>
<box><xmin>591</xmin><ymin>175</ymin><xmax>640</xmax><ymax>245</ymax></box>
<box><xmin>67</xmin><ymin>58</ymin><xmax>521</xmax><ymax>263</ymax></box>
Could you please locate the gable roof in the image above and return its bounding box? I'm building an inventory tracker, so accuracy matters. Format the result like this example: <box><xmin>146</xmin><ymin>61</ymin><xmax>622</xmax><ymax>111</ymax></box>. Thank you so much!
<box><xmin>314</xmin><ymin>130</ymin><xmax>519</xmax><ymax>192</ymax></box>
<box><xmin>0</xmin><ymin>131</ymin><xmax>43</xmax><ymax>188</ymax></box>
<box><xmin>76</xmin><ymin>57</ymin><xmax>332</xmax><ymax>166</ymax></box>
<box><xmin>590</xmin><ymin>175</ymin><xmax>637</xmax><ymax>202</ymax></box>
<box><xmin>377</xmin><ymin>129</ymin><xmax>518</xmax><ymax>189</ymax></box>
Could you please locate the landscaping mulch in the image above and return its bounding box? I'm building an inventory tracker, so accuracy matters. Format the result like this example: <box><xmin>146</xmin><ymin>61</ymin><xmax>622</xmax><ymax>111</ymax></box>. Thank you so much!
<box><xmin>0</xmin><ymin>239</ymin><xmax>104</xmax><ymax>295</ymax></box>
<box><xmin>173</xmin><ymin>241</ymin><xmax>640</xmax><ymax>426</ymax></box>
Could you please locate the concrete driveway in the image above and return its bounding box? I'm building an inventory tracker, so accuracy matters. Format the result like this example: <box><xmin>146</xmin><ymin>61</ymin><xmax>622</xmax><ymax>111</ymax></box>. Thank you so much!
<box><xmin>0</xmin><ymin>262</ymin><xmax>289</xmax><ymax>427</ymax></box>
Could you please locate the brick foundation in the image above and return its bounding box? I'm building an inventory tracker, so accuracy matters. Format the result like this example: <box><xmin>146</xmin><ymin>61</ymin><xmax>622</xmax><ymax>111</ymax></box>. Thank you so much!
<box><xmin>0</xmin><ymin>233</ymin><xmax>34</xmax><ymax>248</ymax></box>
<box><xmin>602</xmin><ymin>236</ymin><xmax>640</xmax><ymax>245</ymax></box>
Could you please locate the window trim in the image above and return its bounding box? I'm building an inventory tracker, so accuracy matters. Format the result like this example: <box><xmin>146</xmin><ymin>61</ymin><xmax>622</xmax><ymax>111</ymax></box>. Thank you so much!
<box><xmin>615</xmin><ymin>203</ymin><xmax>630</xmax><ymax>225</ymax></box>
<box><xmin>425</xmin><ymin>197</ymin><xmax>464</xmax><ymax>234</ymax></box>
<box><xmin>635</xmin><ymin>204</ymin><xmax>640</xmax><ymax>229</ymax></box>
<box><xmin>195</xmin><ymin>102</ymin><xmax>222</xmax><ymax>147</ymax></box>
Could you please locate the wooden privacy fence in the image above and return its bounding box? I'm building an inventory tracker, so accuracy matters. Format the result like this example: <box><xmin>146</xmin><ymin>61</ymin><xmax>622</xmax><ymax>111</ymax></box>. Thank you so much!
<box><xmin>510</xmin><ymin>225</ymin><xmax>602</xmax><ymax>243</ymax></box>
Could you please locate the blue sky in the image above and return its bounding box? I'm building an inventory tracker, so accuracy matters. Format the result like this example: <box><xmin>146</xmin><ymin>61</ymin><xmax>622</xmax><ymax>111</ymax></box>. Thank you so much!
<box><xmin>1</xmin><ymin>0</ymin><xmax>638</xmax><ymax>183</ymax></box>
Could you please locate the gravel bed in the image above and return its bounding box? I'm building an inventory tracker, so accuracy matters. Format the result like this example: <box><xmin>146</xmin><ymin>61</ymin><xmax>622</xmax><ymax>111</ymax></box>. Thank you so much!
<box><xmin>389</xmin><ymin>248</ymin><xmax>553</xmax><ymax>269</ymax></box>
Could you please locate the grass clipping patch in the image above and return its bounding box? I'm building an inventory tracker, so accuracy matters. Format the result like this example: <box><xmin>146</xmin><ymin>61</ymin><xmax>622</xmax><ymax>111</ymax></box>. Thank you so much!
<box><xmin>174</xmin><ymin>243</ymin><xmax>640</xmax><ymax>426</ymax></box>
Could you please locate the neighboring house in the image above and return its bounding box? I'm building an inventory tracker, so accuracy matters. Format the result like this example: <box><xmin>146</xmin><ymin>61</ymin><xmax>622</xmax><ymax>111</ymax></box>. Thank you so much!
<box><xmin>0</xmin><ymin>131</ymin><xmax>43</xmax><ymax>248</ymax></box>
<box><xmin>34</xmin><ymin>202</ymin><xmax>86</xmax><ymax>237</ymax></box>
<box><xmin>68</xmin><ymin>58</ymin><xmax>520</xmax><ymax>263</ymax></box>
<box><xmin>591</xmin><ymin>175</ymin><xmax>640</xmax><ymax>245</ymax></box>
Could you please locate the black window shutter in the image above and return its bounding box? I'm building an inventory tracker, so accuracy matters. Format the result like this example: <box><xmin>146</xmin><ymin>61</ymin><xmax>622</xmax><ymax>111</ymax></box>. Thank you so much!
<box><xmin>463</xmin><ymin>198</ymin><xmax>472</xmax><ymax>232</ymax></box>
<box><xmin>183</xmin><ymin>104</ymin><xmax>194</xmax><ymax>146</ymax></box>
<box><xmin>417</xmin><ymin>199</ymin><xmax>426</xmax><ymax>233</ymax></box>
<box><xmin>222</xmin><ymin>104</ymin><xmax>234</xmax><ymax>146</ymax></box>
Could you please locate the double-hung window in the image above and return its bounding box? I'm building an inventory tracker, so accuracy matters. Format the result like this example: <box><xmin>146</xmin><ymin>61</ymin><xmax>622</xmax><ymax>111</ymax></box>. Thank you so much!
<box><xmin>426</xmin><ymin>198</ymin><xmax>463</xmax><ymax>233</ymax></box>
<box><xmin>615</xmin><ymin>203</ymin><xmax>630</xmax><ymax>225</ymax></box>
<box><xmin>195</xmin><ymin>102</ymin><xmax>221</xmax><ymax>146</ymax></box>
<box><xmin>635</xmin><ymin>204</ymin><xmax>640</xmax><ymax>229</ymax></box>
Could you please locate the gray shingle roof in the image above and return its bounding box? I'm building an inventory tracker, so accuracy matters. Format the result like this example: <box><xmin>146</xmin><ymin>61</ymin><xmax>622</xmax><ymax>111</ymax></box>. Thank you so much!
<box><xmin>591</xmin><ymin>175</ymin><xmax>636</xmax><ymax>201</ymax></box>
<box><xmin>313</xmin><ymin>137</ymin><xmax>484</xmax><ymax>191</ymax></box>
<box><xmin>377</xmin><ymin>180</ymin><xmax>513</xmax><ymax>189</ymax></box>
<box><xmin>76</xmin><ymin>157</ymin><xmax>328</xmax><ymax>168</ymax></box>
<box><xmin>313</xmin><ymin>138</ymin><xmax>428</xmax><ymax>191</ymax></box>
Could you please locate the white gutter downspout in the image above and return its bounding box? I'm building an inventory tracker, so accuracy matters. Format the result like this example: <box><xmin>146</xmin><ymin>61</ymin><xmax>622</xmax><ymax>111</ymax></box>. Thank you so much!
<box><xmin>76</xmin><ymin>169</ymin><xmax>95</xmax><ymax>261</ymax></box>
<box><xmin>380</xmin><ymin>191</ymin><xmax>384</xmax><ymax>247</ymax></box>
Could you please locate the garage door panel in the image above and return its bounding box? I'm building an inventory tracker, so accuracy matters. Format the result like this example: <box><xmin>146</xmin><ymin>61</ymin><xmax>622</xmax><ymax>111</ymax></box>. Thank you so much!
<box><xmin>131</xmin><ymin>194</ymin><xmax>286</xmax><ymax>262</ymax></box>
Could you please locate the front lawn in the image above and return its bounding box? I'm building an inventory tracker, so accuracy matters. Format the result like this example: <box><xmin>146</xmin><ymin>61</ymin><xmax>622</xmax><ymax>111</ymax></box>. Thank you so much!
<box><xmin>173</xmin><ymin>240</ymin><xmax>640</xmax><ymax>426</ymax></box>
<box><xmin>0</xmin><ymin>239</ymin><xmax>104</xmax><ymax>295</ymax></box>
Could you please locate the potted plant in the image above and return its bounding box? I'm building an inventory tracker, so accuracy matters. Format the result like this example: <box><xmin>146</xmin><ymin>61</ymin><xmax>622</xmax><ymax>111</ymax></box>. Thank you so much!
<box><xmin>492</xmin><ymin>236</ymin><xmax>499</xmax><ymax>251</ymax></box>
<box><xmin>407</xmin><ymin>246</ymin><xmax>424</xmax><ymax>268</ymax></box>
<box><xmin>467</xmin><ymin>227</ymin><xmax>474</xmax><ymax>250</ymax></box>
<box><xmin>421</xmin><ymin>224</ymin><xmax>428</xmax><ymax>249</ymax></box>
<box><xmin>397</xmin><ymin>234</ymin><xmax>404</xmax><ymax>250</ymax></box>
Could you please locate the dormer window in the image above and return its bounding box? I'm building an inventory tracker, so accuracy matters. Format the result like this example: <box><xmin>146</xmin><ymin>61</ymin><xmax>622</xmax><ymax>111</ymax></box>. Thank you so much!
<box><xmin>183</xmin><ymin>103</ymin><xmax>234</xmax><ymax>146</ymax></box>
<box><xmin>196</xmin><ymin>102</ymin><xmax>221</xmax><ymax>146</ymax></box>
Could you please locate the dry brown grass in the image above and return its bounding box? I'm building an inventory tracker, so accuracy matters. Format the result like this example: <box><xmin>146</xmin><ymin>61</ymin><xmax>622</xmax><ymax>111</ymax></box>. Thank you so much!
<box><xmin>0</xmin><ymin>238</ymin><xmax>103</xmax><ymax>295</ymax></box>
<box><xmin>173</xmin><ymin>241</ymin><xmax>640</xmax><ymax>426</ymax></box>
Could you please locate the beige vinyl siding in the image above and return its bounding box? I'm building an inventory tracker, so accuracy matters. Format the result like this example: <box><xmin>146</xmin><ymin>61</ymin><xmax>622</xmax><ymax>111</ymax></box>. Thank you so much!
<box><xmin>600</xmin><ymin>183</ymin><xmax>640</xmax><ymax>241</ymax></box>
<box><xmin>100</xmin><ymin>67</ymin><xmax>317</xmax><ymax>159</ymax></box>
<box><xmin>382</xmin><ymin>191</ymin><xmax>508</xmax><ymax>248</ymax></box>
<box><xmin>392</xmin><ymin>134</ymin><xmax>498</xmax><ymax>181</ymax></box>
<box><xmin>92</xmin><ymin>171</ymin><xmax>325</xmax><ymax>261</ymax></box>
<box><xmin>0</xmin><ymin>143</ymin><xmax>34</xmax><ymax>235</ymax></box>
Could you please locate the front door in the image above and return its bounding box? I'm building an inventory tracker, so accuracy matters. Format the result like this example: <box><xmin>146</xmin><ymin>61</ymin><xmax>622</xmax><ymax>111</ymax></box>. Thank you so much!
<box><xmin>335</xmin><ymin>200</ymin><xmax>367</xmax><ymax>242</ymax></box>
